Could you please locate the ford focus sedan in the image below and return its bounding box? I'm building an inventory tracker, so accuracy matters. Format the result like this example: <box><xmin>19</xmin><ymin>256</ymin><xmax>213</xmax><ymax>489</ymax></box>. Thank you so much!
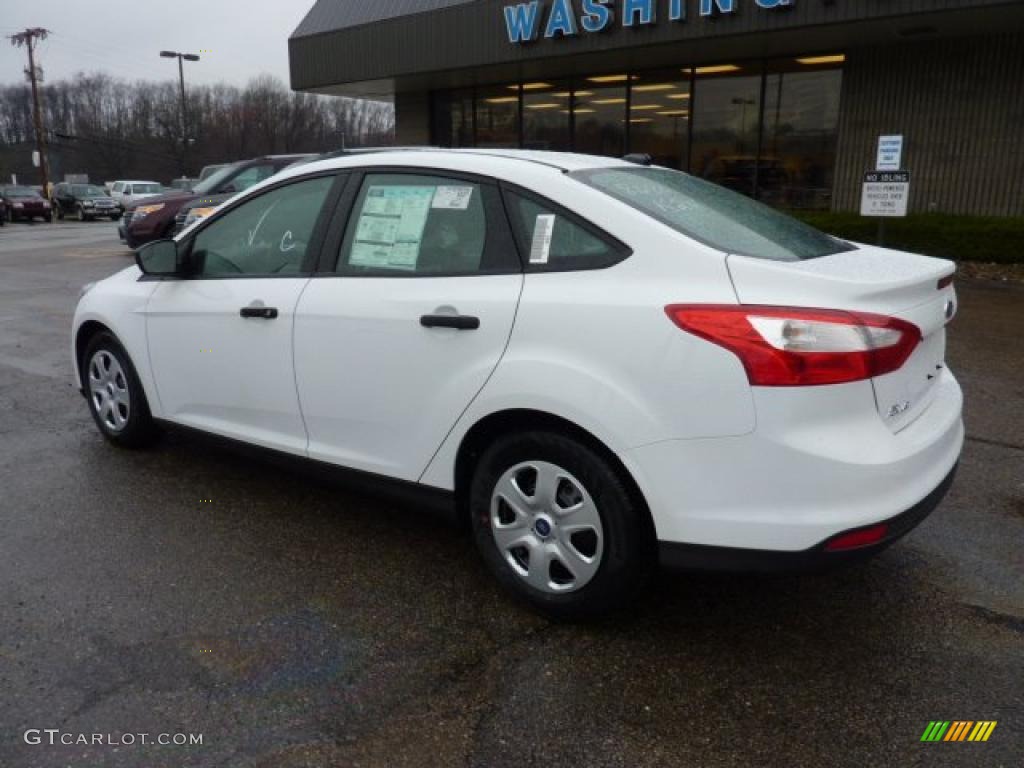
<box><xmin>72</xmin><ymin>150</ymin><xmax>963</xmax><ymax>617</ymax></box>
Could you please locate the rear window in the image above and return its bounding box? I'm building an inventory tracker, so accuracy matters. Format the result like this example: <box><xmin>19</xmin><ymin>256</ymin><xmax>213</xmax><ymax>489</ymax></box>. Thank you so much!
<box><xmin>573</xmin><ymin>167</ymin><xmax>852</xmax><ymax>262</ymax></box>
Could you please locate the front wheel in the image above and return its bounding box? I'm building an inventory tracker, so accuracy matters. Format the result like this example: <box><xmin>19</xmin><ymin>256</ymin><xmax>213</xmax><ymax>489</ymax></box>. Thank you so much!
<box><xmin>83</xmin><ymin>332</ymin><xmax>160</xmax><ymax>449</ymax></box>
<box><xmin>470</xmin><ymin>431</ymin><xmax>652</xmax><ymax>619</ymax></box>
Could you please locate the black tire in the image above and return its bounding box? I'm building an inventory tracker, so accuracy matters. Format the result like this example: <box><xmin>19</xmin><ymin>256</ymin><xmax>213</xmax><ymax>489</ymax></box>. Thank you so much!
<box><xmin>82</xmin><ymin>332</ymin><xmax>160</xmax><ymax>449</ymax></box>
<box><xmin>470</xmin><ymin>430</ymin><xmax>653</xmax><ymax>619</ymax></box>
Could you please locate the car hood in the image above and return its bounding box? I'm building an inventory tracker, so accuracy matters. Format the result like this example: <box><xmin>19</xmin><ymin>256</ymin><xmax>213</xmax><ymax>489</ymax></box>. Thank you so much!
<box><xmin>126</xmin><ymin>189</ymin><xmax>195</xmax><ymax>210</ymax></box>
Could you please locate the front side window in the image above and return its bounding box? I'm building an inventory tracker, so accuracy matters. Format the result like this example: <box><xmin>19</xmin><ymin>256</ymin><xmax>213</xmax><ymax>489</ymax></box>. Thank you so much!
<box><xmin>504</xmin><ymin>190</ymin><xmax>626</xmax><ymax>272</ymax></box>
<box><xmin>337</xmin><ymin>174</ymin><xmax>514</xmax><ymax>276</ymax></box>
<box><xmin>574</xmin><ymin>167</ymin><xmax>851</xmax><ymax>262</ymax></box>
<box><xmin>190</xmin><ymin>175</ymin><xmax>334</xmax><ymax>277</ymax></box>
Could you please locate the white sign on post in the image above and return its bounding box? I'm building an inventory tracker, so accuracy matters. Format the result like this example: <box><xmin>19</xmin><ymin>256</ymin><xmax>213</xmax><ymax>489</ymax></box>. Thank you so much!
<box><xmin>32</xmin><ymin>150</ymin><xmax>40</xmax><ymax>168</ymax></box>
<box><xmin>876</xmin><ymin>135</ymin><xmax>904</xmax><ymax>171</ymax></box>
<box><xmin>861</xmin><ymin>171</ymin><xmax>910</xmax><ymax>217</ymax></box>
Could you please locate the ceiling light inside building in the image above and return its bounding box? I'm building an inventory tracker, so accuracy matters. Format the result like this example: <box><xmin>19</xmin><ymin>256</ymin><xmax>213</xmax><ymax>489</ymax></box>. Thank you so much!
<box><xmin>795</xmin><ymin>54</ymin><xmax>846</xmax><ymax>65</ymax></box>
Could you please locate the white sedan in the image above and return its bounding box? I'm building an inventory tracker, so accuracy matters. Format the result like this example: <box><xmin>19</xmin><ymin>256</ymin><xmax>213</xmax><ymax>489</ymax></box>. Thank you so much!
<box><xmin>72</xmin><ymin>150</ymin><xmax>963</xmax><ymax>617</ymax></box>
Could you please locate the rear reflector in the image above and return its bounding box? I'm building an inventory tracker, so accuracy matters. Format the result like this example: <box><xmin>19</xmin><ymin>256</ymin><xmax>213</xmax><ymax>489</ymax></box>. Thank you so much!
<box><xmin>825</xmin><ymin>524</ymin><xmax>889</xmax><ymax>552</ymax></box>
<box><xmin>665</xmin><ymin>305</ymin><xmax>922</xmax><ymax>387</ymax></box>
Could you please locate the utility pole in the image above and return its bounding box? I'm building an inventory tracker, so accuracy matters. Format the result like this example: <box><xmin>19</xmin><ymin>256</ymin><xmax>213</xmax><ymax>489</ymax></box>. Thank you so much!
<box><xmin>160</xmin><ymin>50</ymin><xmax>200</xmax><ymax>177</ymax></box>
<box><xmin>9</xmin><ymin>28</ymin><xmax>51</xmax><ymax>198</ymax></box>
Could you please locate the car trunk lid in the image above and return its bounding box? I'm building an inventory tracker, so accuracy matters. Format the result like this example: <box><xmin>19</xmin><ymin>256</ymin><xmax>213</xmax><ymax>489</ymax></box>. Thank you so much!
<box><xmin>726</xmin><ymin>244</ymin><xmax>957</xmax><ymax>432</ymax></box>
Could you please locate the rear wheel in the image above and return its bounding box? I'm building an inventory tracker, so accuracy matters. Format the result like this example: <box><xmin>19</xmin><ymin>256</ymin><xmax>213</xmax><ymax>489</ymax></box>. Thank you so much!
<box><xmin>83</xmin><ymin>332</ymin><xmax>160</xmax><ymax>449</ymax></box>
<box><xmin>470</xmin><ymin>431</ymin><xmax>652</xmax><ymax>619</ymax></box>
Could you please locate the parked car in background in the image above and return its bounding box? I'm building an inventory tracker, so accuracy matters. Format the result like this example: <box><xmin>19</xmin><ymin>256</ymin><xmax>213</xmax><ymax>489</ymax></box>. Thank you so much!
<box><xmin>1</xmin><ymin>185</ymin><xmax>54</xmax><ymax>223</ymax></box>
<box><xmin>110</xmin><ymin>181</ymin><xmax>164</xmax><ymax>209</ymax></box>
<box><xmin>74</xmin><ymin>149</ymin><xmax>963</xmax><ymax>617</ymax></box>
<box><xmin>0</xmin><ymin>196</ymin><xmax>6</xmax><ymax>225</ymax></box>
<box><xmin>53</xmin><ymin>183</ymin><xmax>121</xmax><ymax>222</ymax></box>
<box><xmin>199</xmin><ymin>164</ymin><xmax>227</xmax><ymax>181</ymax></box>
<box><xmin>123</xmin><ymin>155</ymin><xmax>312</xmax><ymax>248</ymax></box>
<box><xmin>168</xmin><ymin>178</ymin><xmax>197</xmax><ymax>192</ymax></box>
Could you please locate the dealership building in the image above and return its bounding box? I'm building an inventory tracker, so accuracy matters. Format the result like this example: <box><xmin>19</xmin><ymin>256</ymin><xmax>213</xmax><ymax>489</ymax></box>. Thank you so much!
<box><xmin>290</xmin><ymin>0</ymin><xmax>1024</xmax><ymax>216</ymax></box>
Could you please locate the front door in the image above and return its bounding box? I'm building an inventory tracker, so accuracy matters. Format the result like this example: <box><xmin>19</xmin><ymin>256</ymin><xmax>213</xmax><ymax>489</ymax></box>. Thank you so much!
<box><xmin>145</xmin><ymin>174</ymin><xmax>338</xmax><ymax>455</ymax></box>
<box><xmin>294</xmin><ymin>172</ymin><xmax>524</xmax><ymax>480</ymax></box>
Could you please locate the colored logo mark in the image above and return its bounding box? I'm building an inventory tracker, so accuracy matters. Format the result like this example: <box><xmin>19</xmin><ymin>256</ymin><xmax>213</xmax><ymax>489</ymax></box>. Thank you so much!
<box><xmin>920</xmin><ymin>721</ymin><xmax>997</xmax><ymax>742</ymax></box>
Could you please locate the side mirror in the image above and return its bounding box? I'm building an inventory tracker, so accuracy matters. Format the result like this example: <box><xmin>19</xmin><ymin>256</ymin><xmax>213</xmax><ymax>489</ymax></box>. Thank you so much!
<box><xmin>135</xmin><ymin>239</ymin><xmax>182</xmax><ymax>277</ymax></box>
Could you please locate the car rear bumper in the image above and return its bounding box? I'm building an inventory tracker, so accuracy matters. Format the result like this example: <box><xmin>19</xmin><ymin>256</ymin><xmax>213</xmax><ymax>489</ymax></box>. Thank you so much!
<box><xmin>658</xmin><ymin>463</ymin><xmax>957</xmax><ymax>572</ymax></box>
<box><xmin>621</xmin><ymin>369</ymin><xmax>964</xmax><ymax>554</ymax></box>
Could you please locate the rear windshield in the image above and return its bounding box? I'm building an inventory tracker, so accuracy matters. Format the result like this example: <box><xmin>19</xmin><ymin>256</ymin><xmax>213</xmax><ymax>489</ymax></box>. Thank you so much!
<box><xmin>133</xmin><ymin>184</ymin><xmax>162</xmax><ymax>194</ymax></box>
<box><xmin>4</xmin><ymin>186</ymin><xmax>37</xmax><ymax>196</ymax></box>
<box><xmin>573</xmin><ymin>167</ymin><xmax>852</xmax><ymax>262</ymax></box>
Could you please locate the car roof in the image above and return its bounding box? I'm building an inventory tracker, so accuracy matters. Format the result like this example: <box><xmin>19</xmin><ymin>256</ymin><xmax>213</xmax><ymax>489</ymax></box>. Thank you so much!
<box><xmin>114</xmin><ymin>180</ymin><xmax>161</xmax><ymax>185</ymax></box>
<box><xmin>277</xmin><ymin>148</ymin><xmax>634</xmax><ymax>182</ymax></box>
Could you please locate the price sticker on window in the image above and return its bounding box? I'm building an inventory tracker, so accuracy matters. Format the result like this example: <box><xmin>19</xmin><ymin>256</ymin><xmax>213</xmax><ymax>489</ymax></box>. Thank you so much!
<box><xmin>432</xmin><ymin>186</ymin><xmax>474</xmax><ymax>210</ymax></box>
<box><xmin>529</xmin><ymin>214</ymin><xmax>556</xmax><ymax>265</ymax></box>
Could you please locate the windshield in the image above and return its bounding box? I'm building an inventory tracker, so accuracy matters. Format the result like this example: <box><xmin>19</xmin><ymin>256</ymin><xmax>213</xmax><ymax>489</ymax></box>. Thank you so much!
<box><xmin>4</xmin><ymin>186</ymin><xmax>37</xmax><ymax>197</ymax></box>
<box><xmin>73</xmin><ymin>185</ymin><xmax>108</xmax><ymax>197</ymax></box>
<box><xmin>194</xmin><ymin>164</ymin><xmax>240</xmax><ymax>195</ymax></box>
<box><xmin>573</xmin><ymin>167</ymin><xmax>852</xmax><ymax>262</ymax></box>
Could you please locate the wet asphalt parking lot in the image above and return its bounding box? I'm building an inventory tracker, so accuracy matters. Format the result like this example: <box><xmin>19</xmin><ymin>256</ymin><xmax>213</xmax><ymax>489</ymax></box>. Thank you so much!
<box><xmin>0</xmin><ymin>220</ymin><xmax>1021</xmax><ymax>768</ymax></box>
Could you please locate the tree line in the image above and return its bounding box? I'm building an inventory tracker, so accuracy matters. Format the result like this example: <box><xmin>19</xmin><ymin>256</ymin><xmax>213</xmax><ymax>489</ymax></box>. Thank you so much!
<box><xmin>0</xmin><ymin>72</ymin><xmax>395</xmax><ymax>186</ymax></box>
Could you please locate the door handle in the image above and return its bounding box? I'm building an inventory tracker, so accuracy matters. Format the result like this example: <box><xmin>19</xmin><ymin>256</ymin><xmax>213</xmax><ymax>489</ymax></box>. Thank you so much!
<box><xmin>421</xmin><ymin>314</ymin><xmax>480</xmax><ymax>331</ymax></box>
<box><xmin>240</xmin><ymin>306</ymin><xmax>279</xmax><ymax>320</ymax></box>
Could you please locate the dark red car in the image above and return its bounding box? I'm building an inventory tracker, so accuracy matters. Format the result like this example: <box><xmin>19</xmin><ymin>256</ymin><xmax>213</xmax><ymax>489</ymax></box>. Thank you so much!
<box><xmin>122</xmin><ymin>155</ymin><xmax>311</xmax><ymax>248</ymax></box>
<box><xmin>1</xmin><ymin>185</ymin><xmax>54</xmax><ymax>223</ymax></box>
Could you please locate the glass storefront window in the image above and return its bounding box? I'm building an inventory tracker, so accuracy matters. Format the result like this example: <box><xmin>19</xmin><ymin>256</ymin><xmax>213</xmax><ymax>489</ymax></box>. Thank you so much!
<box><xmin>428</xmin><ymin>55</ymin><xmax>843</xmax><ymax>211</ymax></box>
<box><xmin>627</xmin><ymin>70</ymin><xmax>692</xmax><ymax>171</ymax></box>
<box><xmin>523</xmin><ymin>81</ymin><xmax>572</xmax><ymax>151</ymax></box>
<box><xmin>476</xmin><ymin>84</ymin><xmax>520</xmax><ymax>148</ymax></box>
<box><xmin>762</xmin><ymin>59</ymin><xmax>843</xmax><ymax>210</ymax></box>
<box><xmin>690</xmin><ymin>65</ymin><xmax>763</xmax><ymax>198</ymax></box>
<box><xmin>574</xmin><ymin>76</ymin><xmax>627</xmax><ymax>158</ymax></box>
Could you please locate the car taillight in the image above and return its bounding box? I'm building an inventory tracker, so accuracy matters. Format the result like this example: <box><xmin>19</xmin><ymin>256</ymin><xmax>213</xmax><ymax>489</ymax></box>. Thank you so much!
<box><xmin>665</xmin><ymin>305</ymin><xmax>922</xmax><ymax>387</ymax></box>
<box><xmin>825</xmin><ymin>524</ymin><xmax>889</xmax><ymax>552</ymax></box>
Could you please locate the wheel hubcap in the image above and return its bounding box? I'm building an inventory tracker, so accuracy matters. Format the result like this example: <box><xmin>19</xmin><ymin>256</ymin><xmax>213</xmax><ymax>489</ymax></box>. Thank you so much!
<box><xmin>88</xmin><ymin>350</ymin><xmax>130</xmax><ymax>432</ymax></box>
<box><xmin>490</xmin><ymin>461</ymin><xmax>604</xmax><ymax>594</ymax></box>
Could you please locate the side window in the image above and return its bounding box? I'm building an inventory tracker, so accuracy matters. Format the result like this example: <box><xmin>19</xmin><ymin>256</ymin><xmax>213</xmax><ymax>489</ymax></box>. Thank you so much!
<box><xmin>505</xmin><ymin>190</ymin><xmax>628</xmax><ymax>271</ymax></box>
<box><xmin>113</xmin><ymin>183</ymin><xmax>123</xmax><ymax>193</ymax></box>
<box><xmin>190</xmin><ymin>175</ymin><xmax>334</xmax><ymax>277</ymax></box>
<box><xmin>337</xmin><ymin>174</ymin><xmax>515</xmax><ymax>276</ymax></box>
<box><xmin>224</xmin><ymin>164</ymin><xmax>278</xmax><ymax>194</ymax></box>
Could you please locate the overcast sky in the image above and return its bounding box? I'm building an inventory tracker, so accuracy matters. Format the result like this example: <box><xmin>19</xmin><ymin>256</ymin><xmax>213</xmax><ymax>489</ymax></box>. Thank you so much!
<box><xmin>0</xmin><ymin>1</ymin><xmax>313</xmax><ymax>88</ymax></box>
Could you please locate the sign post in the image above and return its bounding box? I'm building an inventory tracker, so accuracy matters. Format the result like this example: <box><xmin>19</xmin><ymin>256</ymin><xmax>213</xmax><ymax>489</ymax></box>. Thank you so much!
<box><xmin>863</xmin><ymin>135</ymin><xmax>909</xmax><ymax>246</ymax></box>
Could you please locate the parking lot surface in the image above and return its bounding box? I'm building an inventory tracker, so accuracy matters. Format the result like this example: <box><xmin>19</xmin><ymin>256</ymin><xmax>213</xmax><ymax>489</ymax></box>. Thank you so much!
<box><xmin>1</xmin><ymin>222</ymin><xmax>1021</xmax><ymax>767</ymax></box>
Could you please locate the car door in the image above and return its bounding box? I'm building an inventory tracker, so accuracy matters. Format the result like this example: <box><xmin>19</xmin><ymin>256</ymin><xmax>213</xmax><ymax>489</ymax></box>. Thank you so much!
<box><xmin>144</xmin><ymin>173</ymin><xmax>342</xmax><ymax>454</ymax></box>
<box><xmin>294</xmin><ymin>170</ymin><xmax>524</xmax><ymax>481</ymax></box>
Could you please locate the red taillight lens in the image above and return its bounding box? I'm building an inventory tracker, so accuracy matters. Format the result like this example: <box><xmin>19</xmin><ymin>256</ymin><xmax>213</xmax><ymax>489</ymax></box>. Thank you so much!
<box><xmin>825</xmin><ymin>524</ymin><xmax>889</xmax><ymax>552</ymax></box>
<box><xmin>665</xmin><ymin>305</ymin><xmax>922</xmax><ymax>387</ymax></box>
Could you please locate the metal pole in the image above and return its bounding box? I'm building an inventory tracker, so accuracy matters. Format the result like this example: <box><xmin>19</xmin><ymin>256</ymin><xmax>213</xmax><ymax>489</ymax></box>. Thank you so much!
<box><xmin>178</xmin><ymin>55</ymin><xmax>188</xmax><ymax>177</ymax></box>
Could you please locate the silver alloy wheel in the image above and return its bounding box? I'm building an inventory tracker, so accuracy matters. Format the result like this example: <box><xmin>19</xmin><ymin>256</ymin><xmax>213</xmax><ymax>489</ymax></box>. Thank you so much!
<box><xmin>88</xmin><ymin>350</ymin><xmax>130</xmax><ymax>433</ymax></box>
<box><xmin>490</xmin><ymin>461</ymin><xmax>605</xmax><ymax>594</ymax></box>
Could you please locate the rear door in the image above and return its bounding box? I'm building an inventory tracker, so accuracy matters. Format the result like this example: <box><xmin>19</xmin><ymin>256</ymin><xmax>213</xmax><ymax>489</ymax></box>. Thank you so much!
<box><xmin>294</xmin><ymin>170</ymin><xmax>523</xmax><ymax>480</ymax></box>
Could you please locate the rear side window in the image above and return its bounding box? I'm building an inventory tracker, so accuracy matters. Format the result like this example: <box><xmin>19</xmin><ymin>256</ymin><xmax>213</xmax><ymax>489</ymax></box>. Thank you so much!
<box><xmin>336</xmin><ymin>174</ymin><xmax>518</xmax><ymax>276</ymax></box>
<box><xmin>504</xmin><ymin>190</ymin><xmax>628</xmax><ymax>272</ymax></box>
<box><xmin>573</xmin><ymin>167</ymin><xmax>852</xmax><ymax>262</ymax></box>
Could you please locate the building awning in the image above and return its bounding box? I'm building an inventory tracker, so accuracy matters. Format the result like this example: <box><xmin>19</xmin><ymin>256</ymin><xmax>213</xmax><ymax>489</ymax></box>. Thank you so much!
<box><xmin>289</xmin><ymin>0</ymin><xmax>1024</xmax><ymax>99</ymax></box>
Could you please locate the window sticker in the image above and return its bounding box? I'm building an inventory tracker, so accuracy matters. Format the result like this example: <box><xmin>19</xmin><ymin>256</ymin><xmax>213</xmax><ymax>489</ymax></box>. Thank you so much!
<box><xmin>529</xmin><ymin>214</ymin><xmax>556</xmax><ymax>264</ymax></box>
<box><xmin>432</xmin><ymin>185</ymin><xmax>474</xmax><ymax>210</ymax></box>
<box><xmin>350</xmin><ymin>186</ymin><xmax>434</xmax><ymax>270</ymax></box>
